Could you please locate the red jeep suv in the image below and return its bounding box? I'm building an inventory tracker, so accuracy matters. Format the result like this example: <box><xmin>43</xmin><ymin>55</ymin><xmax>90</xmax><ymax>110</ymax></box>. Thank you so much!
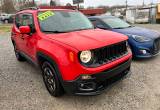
<box><xmin>11</xmin><ymin>8</ymin><xmax>132</xmax><ymax>97</ymax></box>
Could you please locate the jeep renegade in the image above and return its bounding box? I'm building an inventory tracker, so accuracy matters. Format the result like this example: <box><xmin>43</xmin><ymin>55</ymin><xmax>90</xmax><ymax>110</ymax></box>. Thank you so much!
<box><xmin>11</xmin><ymin>8</ymin><xmax>132</xmax><ymax>97</ymax></box>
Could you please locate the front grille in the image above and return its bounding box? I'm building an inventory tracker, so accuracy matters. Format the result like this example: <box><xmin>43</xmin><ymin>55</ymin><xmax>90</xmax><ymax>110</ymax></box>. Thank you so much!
<box><xmin>90</xmin><ymin>41</ymin><xmax>128</xmax><ymax>67</ymax></box>
<box><xmin>153</xmin><ymin>38</ymin><xmax>160</xmax><ymax>54</ymax></box>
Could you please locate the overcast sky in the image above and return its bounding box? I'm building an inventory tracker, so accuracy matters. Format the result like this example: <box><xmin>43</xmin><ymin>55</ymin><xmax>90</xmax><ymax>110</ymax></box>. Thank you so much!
<box><xmin>38</xmin><ymin>0</ymin><xmax>159</xmax><ymax>7</ymax></box>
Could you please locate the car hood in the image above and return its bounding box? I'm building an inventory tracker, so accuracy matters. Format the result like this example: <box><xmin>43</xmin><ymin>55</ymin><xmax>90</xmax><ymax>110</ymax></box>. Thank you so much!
<box><xmin>112</xmin><ymin>26</ymin><xmax>160</xmax><ymax>39</ymax></box>
<box><xmin>46</xmin><ymin>29</ymin><xmax>128</xmax><ymax>51</ymax></box>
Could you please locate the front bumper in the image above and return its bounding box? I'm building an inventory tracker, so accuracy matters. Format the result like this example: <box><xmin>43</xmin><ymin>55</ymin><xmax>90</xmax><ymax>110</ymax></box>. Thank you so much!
<box><xmin>130</xmin><ymin>38</ymin><xmax>160</xmax><ymax>58</ymax></box>
<box><xmin>135</xmin><ymin>51</ymin><xmax>160</xmax><ymax>58</ymax></box>
<box><xmin>63</xmin><ymin>58</ymin><xmax>132</xmax><ymax>95</ymax></box>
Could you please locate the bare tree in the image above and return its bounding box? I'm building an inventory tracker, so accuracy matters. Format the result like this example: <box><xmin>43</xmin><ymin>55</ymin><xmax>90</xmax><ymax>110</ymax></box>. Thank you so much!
<box><xmin>32</xmin><ymin>0</ymin><xmax>35</xmax><ymax>5</ymax></box>
<box><xmin>0</xmin><ymin>0</ymin><xmax>3</xmax><ymax>6</ymax></box>
<box><xmin>18</xmin><ymin>0</ymin><xmax>36</xmax><ymax>10</ymax></box>
<box><xmin>39</xmin><ymin>3</ymin><xmax>49</xmax><ymax>7</ymax></box>
<box><xmin>1</xmin><ymin>0</ymin><xmax>16</xmax><ymax>13</ymax></box>
<box><xmin>50</xmin><ymin>0</ymin><xmax>56</xmax><ymax>6</ymax></box>
<box><xmin>0</xmin><ymin>0</ymin><xmax>3</xmax><ymax>12</ymax></box>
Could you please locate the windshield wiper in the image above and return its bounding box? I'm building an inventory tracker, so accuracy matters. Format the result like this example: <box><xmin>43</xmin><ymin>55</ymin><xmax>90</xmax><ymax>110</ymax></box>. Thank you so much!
<box><xmin>128</xmin><ymin>25</ymin><xmax>133</xmax><ymax>28</ymax></box>
<box><xmin>43</xmin><ymin>28</ymin><xmax>93</xmax><ymax>33</ymax></box>
<box><xmin>113</xmin><ymin>26</ymin><xmax>132</xmax><ymax>29</ymax></box>
<box><xmin>113</xmin><ymin>27</ymin><xmax>125</xmax><ymax>29</ymax></box>
<box><xmin>42</xmin><ymin>30</ymin><xmax>67</xmax><ymax>33</ymax></box>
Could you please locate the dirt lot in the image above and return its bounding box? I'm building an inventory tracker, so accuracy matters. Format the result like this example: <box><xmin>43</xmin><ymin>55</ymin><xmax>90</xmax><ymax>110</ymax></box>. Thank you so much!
<box><xmin>0</xmin><ymin>24</ymin><xmax>160</xmax><ymax>110</ymax></box>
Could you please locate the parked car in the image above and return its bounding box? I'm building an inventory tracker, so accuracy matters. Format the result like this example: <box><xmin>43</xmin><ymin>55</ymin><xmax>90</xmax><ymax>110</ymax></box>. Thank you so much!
<box><xmin>1</xmin><ymin>14</ymin><xmax>15</xmax><ymax>23</ymax></box>
<box><xmin>0</xmin><ymin>13</ymin><xmax>15</xmax><ymax>23</ymax></box>
<box><xmin>89</xmin><ymin>16</ymin><xmax>160</xmax><ymax>58</ymax></box>
<box><xmin>11</xmin><ymin>8</ymin><xmax>132</xmax><ymax>97</ymax></box>
<box><xmin>0</xmin><ymin>13</ymin><xmax>9</xmax><ymax>20</ymax></box>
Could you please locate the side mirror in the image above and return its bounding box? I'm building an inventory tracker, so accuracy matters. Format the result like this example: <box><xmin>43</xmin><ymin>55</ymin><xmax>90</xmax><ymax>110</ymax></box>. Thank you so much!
<box><xmin>19</xmin><ymin>26</ymin><xmax>31</xmax><ymax>34</ymax></box>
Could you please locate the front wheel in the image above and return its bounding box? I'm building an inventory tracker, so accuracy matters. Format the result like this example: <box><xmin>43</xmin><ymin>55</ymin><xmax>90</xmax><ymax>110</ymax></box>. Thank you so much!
<box><xmin>42</xmin><ymin>61</ymin><xmax>64</xmax><ymax>97</ymax></box>
<box><xmin>4</xmin><ymin>20</ymin><xmax>8</xmax><ymax>23</ymax></box>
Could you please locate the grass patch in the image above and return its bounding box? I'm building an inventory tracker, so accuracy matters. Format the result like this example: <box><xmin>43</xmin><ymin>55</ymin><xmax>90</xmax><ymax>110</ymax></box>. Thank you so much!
<box><xmin>0</xmin><ymin>24</ymin><xmax>12</xmax><ymax>33</ymax></box>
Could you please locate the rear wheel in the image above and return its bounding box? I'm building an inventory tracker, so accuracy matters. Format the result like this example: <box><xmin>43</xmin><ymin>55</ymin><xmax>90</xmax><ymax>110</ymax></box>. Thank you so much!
<box><xmin>13</xmin><ymin>43</ymin><xmax>25</xmax><ymax>61</ymax></box>
<box><xmin>42</xmin><ymin>61</ymin><xmax>64</xmax><ymax>97</ymax></box>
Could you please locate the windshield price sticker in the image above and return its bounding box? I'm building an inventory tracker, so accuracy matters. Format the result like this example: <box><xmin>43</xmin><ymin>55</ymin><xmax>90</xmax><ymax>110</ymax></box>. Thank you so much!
<box><xmin>38</xmin><ymin>11</ymin><xmax>55</xmax><ymax>21</ymax></box>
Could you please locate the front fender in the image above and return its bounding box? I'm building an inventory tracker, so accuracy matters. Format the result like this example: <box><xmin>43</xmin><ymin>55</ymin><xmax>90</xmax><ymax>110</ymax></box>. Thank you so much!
<box><xmin>36</xmin><ymin>38</ymin><xmax>79</xmax><ymax>80</ymax></box>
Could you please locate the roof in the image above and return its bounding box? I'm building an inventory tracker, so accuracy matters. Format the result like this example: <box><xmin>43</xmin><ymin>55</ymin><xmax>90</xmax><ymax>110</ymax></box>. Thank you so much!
<box><xmin>88</xmin><ymin>15</ymin><xmax>116</xmax><ymax>19</ymax></box>
<box><xmin>16</xmin><ymin>6</ymin><xmax>105</xmax><ymax>16</ymax></box>
<box><xmin>16</xmin><ymin>8</ymin><xmax>75</xmax><ymax>14</ymax></box>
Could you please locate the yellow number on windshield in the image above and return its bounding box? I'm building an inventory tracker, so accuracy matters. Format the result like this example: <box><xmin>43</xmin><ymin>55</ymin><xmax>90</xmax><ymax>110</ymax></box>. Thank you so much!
<box><xmin>38</xmin><ymin>11</ymin><xmax>55</xmax><ymax>21</ymax></box>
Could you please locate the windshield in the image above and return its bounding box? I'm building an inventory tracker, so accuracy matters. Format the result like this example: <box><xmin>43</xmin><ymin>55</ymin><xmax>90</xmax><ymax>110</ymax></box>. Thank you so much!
<box><xmin>38</xmin><ymin>10</ymin><xmax>94</xmax><ymax>33</ymax></box>
<box><xmin>102</xmin><ymin>17</ymin><xmax>131</xmax><ymax>29</ymax></box>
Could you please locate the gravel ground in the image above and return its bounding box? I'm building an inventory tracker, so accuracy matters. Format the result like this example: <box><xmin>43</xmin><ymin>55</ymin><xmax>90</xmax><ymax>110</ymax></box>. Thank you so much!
<box><xmin>0</xmin><ymin>24</ymin><xmax>160</xmax><ymax>110</ymax></box>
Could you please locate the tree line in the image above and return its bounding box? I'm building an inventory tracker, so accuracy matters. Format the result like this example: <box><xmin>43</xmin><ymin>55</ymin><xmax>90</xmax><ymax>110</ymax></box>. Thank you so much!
<box><xmin>0</xmin><ymin>0</ymin><xmax>58</xmax><ymax>13</ymax></box>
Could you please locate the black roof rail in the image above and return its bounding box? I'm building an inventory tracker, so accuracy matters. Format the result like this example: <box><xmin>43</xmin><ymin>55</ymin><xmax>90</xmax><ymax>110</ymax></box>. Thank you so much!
<box><xmin>18</xmin><ymin>7</ymin><xmax>39</xmax><ymax>12</ymax></box>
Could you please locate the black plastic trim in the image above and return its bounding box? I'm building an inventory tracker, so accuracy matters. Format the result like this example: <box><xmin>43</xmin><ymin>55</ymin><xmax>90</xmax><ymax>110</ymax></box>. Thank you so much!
<box><xmin>36</xmin><ymin>52</ymin><xmax>65</xmax><ymax>89</ymax></box>
<box><xmin>78</xmin><ymin>41</ymin><xmax>128</xmax><ymax>68</ymax></box>
<box><xmin>63</xmin><ymin>58</ymin><xmax>132</xmax><ymax>95</ymax></box>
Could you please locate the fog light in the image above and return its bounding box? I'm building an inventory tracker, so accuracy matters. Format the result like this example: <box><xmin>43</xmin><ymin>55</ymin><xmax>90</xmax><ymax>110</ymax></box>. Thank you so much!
<box><xmin>79</xmin><ymin>82</ymin><xmax>96</xmax><ymax>91</ymax></box>
<box><xmin>81</xmin><ymin>75</ymin><xmax>92</xmax><ymax>80</ymax></box>
<box><xmin>140</xmin><ymin>50</ymin><xmax>147</xmax><ymax>54</ymax></box>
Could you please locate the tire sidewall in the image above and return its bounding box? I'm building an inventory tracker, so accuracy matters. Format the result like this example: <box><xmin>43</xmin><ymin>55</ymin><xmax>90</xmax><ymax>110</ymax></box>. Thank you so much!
<box><xmin>42</xmin><ymin>61</ymin><xmax>63</xmax><ymax>97</ymax></box>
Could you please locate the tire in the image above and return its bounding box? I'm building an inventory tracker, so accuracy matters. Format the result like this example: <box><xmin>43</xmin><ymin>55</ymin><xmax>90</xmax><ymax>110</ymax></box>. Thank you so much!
<box><xmin>4</xmin><ymin>19</ymin><xmax>8</xmax><ymax>24</ymax></box>
<box><xmin>42</xmin><ymin>61</ymin><xmax>64</xmax><ymax>97</ymax></box>
<box><xmin>13</xmin><ymin>44</ymin><xmax>26</xmax><ymax>61</ymax></box>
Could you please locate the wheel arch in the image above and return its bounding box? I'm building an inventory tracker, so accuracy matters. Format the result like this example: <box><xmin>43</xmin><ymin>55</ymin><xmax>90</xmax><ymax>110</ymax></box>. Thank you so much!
<box><xmin>36</xmin><ymin>52</ymin><xmax>65</xmax><ymax>88</ymax></box>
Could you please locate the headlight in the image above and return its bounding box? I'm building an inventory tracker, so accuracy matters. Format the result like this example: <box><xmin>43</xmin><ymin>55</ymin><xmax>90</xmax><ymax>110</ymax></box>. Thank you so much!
<box><xmin>131</xmin><ymin>35</ymin><xmax>152</xmax><ymax>42</ymax></box>
<box><xmin>80</xmin><ymin>50</ymin><xmax>92</xmax><ymax>63</ymax></box>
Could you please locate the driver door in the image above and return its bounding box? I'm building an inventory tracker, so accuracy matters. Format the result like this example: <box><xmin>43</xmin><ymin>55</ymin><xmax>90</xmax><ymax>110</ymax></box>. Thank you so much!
<box><xmin>20</xmin><ymin>14</ymin><xmax>37</xmax><ymax>61</ymax></box>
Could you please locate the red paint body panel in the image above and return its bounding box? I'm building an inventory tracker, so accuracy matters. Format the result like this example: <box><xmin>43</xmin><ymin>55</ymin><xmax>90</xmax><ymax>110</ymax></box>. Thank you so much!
<box><xmin>46</xmin><ymin>29</ymin><xmax>128</xmax><ymax>51</ymax></box>
<box><xmin>59</xmin><ymin>53</ymin><xmax>132</xmax><ymax>81</ymax></box>
<box><xmin>11</xmin><ymin>9</ymin><xmax>132</xmax><ymax>81</ymax></box>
